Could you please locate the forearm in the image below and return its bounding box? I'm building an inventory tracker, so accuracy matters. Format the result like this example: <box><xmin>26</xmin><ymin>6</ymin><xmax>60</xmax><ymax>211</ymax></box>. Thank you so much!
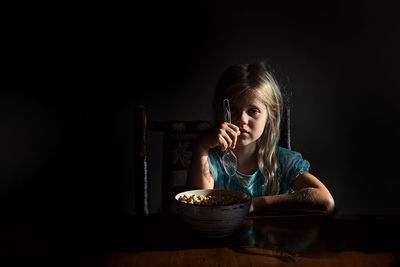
<box><xmin>186</xmin><ymin>144</ymin><xmax>214</xmax><ymax>190</ymax></box>
<box><xmin>250</xmin><ymin>187</ymin><xmax>335</xmax><ymax>215</ymax></box>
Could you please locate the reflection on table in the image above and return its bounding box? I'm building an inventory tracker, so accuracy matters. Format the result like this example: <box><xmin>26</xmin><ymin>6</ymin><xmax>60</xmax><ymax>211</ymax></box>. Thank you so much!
<box><xmin>0</xmin><ymin>213</ymin><xmax>399</xmax><ymax>266</ymax></box>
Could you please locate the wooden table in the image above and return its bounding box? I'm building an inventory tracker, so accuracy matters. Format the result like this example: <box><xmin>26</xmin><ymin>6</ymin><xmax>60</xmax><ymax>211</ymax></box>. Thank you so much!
<box><xmin>1</xmin><ymin>213</ymin><xmax>399</xmax><ymax>266</ymax></box>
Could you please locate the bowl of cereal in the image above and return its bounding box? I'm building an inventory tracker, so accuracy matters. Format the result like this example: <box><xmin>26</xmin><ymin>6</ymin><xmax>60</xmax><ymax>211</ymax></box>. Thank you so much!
<box><xmin>175</xmin><ymin>189</ymin><xmax>252</xmax><ymax>238</ymax></box>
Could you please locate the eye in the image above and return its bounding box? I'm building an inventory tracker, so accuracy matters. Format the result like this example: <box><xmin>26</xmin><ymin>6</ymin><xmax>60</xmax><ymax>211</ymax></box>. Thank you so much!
<box><xmin>248</xmin><ymin>109</ymin><xmax>259</xmax><ymax>115</ymax></box>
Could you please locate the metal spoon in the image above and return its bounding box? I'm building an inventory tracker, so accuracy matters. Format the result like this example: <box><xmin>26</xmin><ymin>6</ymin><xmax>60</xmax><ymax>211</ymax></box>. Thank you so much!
<box><xmin>221</xmin><ymin>99</ymin><xmax>237</xmax><ymax>177</ymax></box>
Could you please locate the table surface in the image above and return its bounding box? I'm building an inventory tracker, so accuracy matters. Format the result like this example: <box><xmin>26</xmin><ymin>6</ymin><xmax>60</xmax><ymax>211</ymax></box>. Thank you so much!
<box><xmin>1</xmin><ymin>213</ymin><xmax>399</xmax><ymax>266</ymax></box>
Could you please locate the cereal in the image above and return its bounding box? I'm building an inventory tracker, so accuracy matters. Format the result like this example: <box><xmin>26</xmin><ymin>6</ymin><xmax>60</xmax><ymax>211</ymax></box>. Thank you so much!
<box><xmin>178</xmin><ymin>193</ymin><xmax>249</xmax><ymax>205</ymax></box>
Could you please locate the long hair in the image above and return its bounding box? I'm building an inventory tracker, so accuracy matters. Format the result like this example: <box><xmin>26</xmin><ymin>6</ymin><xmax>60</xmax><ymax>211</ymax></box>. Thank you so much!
<box><xmin>212</xmin><ymin>61</ymin><xmax>283</xmax><ymax>195</ymax></box>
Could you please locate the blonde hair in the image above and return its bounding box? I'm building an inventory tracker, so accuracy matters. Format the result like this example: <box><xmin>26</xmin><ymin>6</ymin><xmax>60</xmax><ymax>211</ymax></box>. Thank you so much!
<box><xmin>212</xmin><ymin>62</ymin><xmax>283</xmax><ymax>195</ymax></box>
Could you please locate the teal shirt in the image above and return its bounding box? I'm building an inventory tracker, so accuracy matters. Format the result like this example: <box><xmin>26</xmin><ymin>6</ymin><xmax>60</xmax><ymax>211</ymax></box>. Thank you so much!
<box><xmin>208</xmin><ymin>147</ymin><xmax>310</xmax><ymax>197</ymax></box>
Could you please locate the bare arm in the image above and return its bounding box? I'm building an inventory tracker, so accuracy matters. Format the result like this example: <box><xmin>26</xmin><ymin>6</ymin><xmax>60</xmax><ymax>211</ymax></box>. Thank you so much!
<box><xmin>249</xmin><ymin>172</ymin><xmax>335</xmax><ymax>215</ymax></box>
<box><xmin>186</xmin><ymin>142</ymin><xmax>214</xmax><ymax>189</ymax></box>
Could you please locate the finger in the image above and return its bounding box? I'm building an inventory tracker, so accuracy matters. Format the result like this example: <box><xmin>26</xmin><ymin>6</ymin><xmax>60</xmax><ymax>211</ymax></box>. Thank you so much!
<box><xmin>217</xmin><ymin>125</ymin><xmax>233</xmax><ymax>148</ymax></box>
<box><xmin>232</xmin><ymin>132</ymin><xmax>237</xmax><ymax>149</ymax></box>
<box><xmin>222</xmin><ymin>122</ymin><xmax>238</xmax><ymax>135</ymax></box>
<box><xmin>218</xmin><ymin>135</ymin><xmax>229</xmax><ymax>151</ymax></box>
<box><xmin>227</xmin><ymin>123</ymin><xmax>240</xmax><ymax>133</ymax></box>
<box><xmin>224</xmin><ymin>126</ymin><xmax>239</xmax><ymax>149</ymax></box>
<box><xmin>221</xmin><ymin>131</ymin><xmax>233</xmax><ymax>148</ymax></box>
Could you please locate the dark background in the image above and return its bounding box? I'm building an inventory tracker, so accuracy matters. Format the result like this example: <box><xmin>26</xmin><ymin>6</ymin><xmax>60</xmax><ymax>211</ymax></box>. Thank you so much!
<box><xmin>1</xmin><ymin>1</ymin><xmax>400</xmax><ymax>216</ymax></box>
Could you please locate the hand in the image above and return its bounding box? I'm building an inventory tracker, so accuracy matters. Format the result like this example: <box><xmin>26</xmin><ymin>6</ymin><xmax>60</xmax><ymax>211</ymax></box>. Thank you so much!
<box><xmin>248</xmin><ymin>197</ymin><xmax>267</xmax><ymax>215</ymax></box>
<box><xmin>196</xmin><ymin>122</ymin><xmax>240</xmax><ymax>152</ymax></box>
<box><xmin>248</xmin><ymin>199</ymin><xmax>255</xmax><ymax>214</ymax></box>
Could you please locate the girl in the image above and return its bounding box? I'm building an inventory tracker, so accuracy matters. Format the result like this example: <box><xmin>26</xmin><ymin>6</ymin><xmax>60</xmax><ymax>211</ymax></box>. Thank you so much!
<box><xmin>186</xmin><ymin>62</ymin><xmax>335</xmax><ymax>214</ymax></box>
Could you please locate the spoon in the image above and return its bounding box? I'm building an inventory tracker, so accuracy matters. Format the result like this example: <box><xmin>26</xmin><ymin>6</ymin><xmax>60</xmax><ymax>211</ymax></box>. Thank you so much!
<box><xmin>221</xmin><ymin>99</ymin><xmax>237</xmax><ymax>177</ymax></box>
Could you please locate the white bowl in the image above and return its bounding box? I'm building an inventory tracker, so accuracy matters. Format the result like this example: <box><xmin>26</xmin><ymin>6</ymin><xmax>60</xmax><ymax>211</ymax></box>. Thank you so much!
<box><xmin>175</xmin><ymin>189</ymin><xmax>251</xmax><ymax>238</ymax></box>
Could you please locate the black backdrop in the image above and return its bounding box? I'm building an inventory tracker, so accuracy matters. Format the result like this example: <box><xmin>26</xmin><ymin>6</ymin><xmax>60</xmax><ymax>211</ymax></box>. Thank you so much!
<box><xmin>1</xmin><ymin>1</ymin><xmax>400</xmax><ymax>215</ymax></box>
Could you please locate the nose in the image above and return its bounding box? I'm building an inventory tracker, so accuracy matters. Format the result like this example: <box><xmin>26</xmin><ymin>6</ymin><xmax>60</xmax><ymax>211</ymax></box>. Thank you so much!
<box><xmin>235</xmin><ymin>111</ymin><xmax>248</xmax><ymax>125</ymax></box>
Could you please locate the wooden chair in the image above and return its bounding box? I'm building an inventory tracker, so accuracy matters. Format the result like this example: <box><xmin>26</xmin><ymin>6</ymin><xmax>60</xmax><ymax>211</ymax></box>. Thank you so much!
<box><xmin>134</xmin><ymin>105</ymin><xmax>291</xmax><ymax>216</ymax></box>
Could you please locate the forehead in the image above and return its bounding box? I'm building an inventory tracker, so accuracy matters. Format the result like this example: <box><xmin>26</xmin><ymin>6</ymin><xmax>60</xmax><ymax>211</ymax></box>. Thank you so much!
<box><xmin>230</xmin><ymin>92</ymin><xmax>265</xmax><ymax>109</ymax></box>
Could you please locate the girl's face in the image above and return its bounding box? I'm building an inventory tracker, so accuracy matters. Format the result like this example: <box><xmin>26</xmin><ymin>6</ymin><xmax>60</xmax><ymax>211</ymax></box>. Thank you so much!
<box><xmin>230</xmin><ymin>93</ymin><xmax>268</xmax><ymax>147</ymax></box>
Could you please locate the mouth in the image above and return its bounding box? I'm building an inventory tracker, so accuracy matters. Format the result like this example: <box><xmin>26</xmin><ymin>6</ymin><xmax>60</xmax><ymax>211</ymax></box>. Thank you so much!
<box><xmin>239</xmin><ymin>129</ymin><xmax>249</xmax><ymax>134</ymax></box>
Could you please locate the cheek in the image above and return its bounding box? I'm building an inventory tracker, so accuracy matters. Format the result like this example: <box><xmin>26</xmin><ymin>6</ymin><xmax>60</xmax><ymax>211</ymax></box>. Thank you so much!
<box><xmin>251</xmin><ymin>120</ymin><xmax>267</xmax><ymax>135</ymax></box>
<box><xmin>253</xmin><ymin>126</ymin><xmax>266</xmax><ymax>139</ymax></box>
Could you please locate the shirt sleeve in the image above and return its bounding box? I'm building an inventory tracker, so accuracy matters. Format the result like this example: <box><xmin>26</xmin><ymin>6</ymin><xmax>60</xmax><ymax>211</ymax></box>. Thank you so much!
<box><xmin>278</xmin><ymin>147</ymin><xmax>310</xmax><ymax>189</ymax></box>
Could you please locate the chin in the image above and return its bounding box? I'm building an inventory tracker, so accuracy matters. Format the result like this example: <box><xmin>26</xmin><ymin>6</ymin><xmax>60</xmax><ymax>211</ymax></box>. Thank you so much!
<box><xmin>236</xmin><ymin>138</ymin><xmax>255</xmax><ymax>147</ymax></box>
